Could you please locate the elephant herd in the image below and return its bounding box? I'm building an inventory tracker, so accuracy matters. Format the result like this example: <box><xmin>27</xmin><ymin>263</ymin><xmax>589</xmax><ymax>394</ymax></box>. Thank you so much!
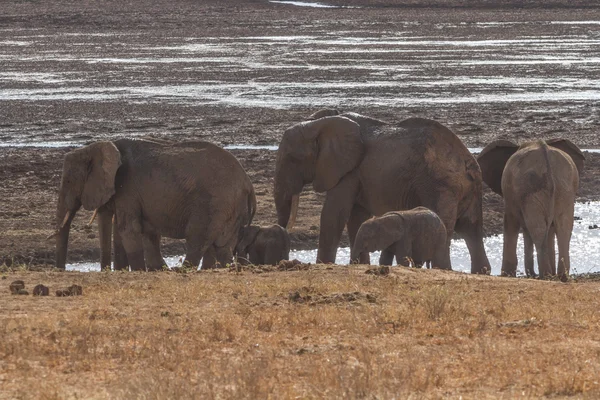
<box><xmin>53</xmin><ymin>109</ymin><xmax>585</xmax><ymax>280</ymax></box>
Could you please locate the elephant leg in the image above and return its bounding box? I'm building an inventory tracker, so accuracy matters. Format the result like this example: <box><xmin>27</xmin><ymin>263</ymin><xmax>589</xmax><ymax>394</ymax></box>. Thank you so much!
<box><xmin>317</xmin><ymin>173</ymin><xmax>360</xmax><ymax>263</ymax></box>
<box><xmin>547</xmin><ymin>223</ymin><xmax>556</xmax><ymax>276</ymax></box>
<box><xmin>555</xmin><ymin>214</ymin><xmax>573</xmax><ymax>281</ymax></box>
<box><xmin>199</xmin><ymin>245</ymin><xmax>216</xmax><ymax>270</ymax></box>
<box><xmin>378</xmin><ymin>247</ymin><xmax>395</xmax><ymax>266</ymax></box>
<box><xmin>215</xmin><ymin>245</ymin><xmax>234</xmax><ymax>267</ymax></box>
<box><xmin>455</xmin><ymin>212</ymin><xmax>490</xmax><ymax>274</ymax></box>
<box><xmin>523</xmin><ymin>230</ymin><xmax>537</xmax><ymax>278</ymax></box>
<box><xmin>394</xmin><ymin>241</ymin><xmax>412</xmax><ymax>267</ymax></box>
<box><xmin>144</xmin><ymin>232</ymin><xmax>165</xmax><ymax>271</ymax></box>
<box><xmin>97</xmin><ymin>207</ymin><xmax>113</xmax><ymax>271</ymax></box>
<box><xmin>119</xmin><ymin>231</ymin><xmax>146</xmax><ymax>271</ymax></box>
<box><xmin>501</xmin><ymin>212</ymin><xmax>520</xmax><ymax>277</ymax></box>
<box><xmin>347</xmin><ymin>204</ymin><xmax>372</xmax><ymax>264</ymax></box>
<box><xmin>429</xmin><ymin>196</ymin><xmax>456</xmax><ymax>271</ymax></box>
<box><xmin>535</xmin><ymin>235</ymin><xmax>552</xmax><ymax>280</ymax></box>
<box><xmin>113</xmin><ymin>217</ymin><xmax>129</xmax><ymax>271</ymax></box>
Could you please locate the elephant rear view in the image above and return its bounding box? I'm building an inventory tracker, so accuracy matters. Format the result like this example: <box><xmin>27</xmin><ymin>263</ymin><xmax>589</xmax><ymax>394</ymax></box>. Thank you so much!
<box><xmin>477</xmin><ymin>139</ymin><xmax>584</xmax><ymax>279</ymax></box>
<box><xmin>350</xmin><ymin>207</ymin><xmax>448</xmax><ymax>269</ymax></box>
<box><xmin>54</xmin><ymin>139</ymin><xmax>256</xmax><ymax>271</ymax></box>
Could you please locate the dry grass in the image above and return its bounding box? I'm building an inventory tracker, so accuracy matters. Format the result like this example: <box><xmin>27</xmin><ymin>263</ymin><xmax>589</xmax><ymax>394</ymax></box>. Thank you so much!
<box><xmin>1</xmin><ymin>266</ymin><xmax>600</xmax><ymax>399</ymax></box>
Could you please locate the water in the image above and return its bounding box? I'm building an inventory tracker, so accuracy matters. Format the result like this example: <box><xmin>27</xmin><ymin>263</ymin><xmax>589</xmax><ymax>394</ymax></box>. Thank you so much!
<box><xmin>269</xmin><ymin>0</ymin><xmax>339</xmax><ymax>8</ymax></box>
<box><xmin>1</xmin><ymin>27</ymin><xmax>599</xmax><ymax>111</ymax></box>
<box><xmin>67</xmin><ymin>202</ymin><xmax>600</xmax><ymax>276</ymax></box>
<box><xmin>4</xmin><ymin>139</ymin><xmax>600</xmax><ymax>155</ymax></box>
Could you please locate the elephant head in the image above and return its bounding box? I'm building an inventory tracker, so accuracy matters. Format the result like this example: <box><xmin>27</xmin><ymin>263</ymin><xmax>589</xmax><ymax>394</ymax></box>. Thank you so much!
<box><xmin>350</xmin><ymin>214</ymin><xmax>403</xmax><ymax>262</ymax></box>
<box><xmin>274</xmin><ymin>116</ymin><xmax>365</xmax><ymax>229</ymax></box>
<box><xmin>235</xmin><ymin>225</ymin><xmax>261</xmax><ymax>259</ymax></box>
<box><xmin>477</xmin><ymin>139</ymin><xmax>585</xmax><ymax>196</ymax></box>
<box><xmin>54</xmin><ymin>142</ymin><xmax>121</xmax><ymax>269</ymax></box>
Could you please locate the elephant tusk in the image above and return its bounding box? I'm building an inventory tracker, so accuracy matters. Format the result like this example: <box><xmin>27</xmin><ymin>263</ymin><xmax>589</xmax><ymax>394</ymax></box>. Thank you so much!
<box><xmin>47</xmin><ymin>210</ymin><xmax>72</xmax><ymax>240</ymax></box>
<box><xmin>60</xmin><ymin>210</ymin><xmax>71</xmax><ymax>229</ymax></box>
<box><xmin>87</xmin><ymin>209</ymin><xmax>98</xmax><ymax>227</ymax></box>
<box><xmin>287</xmin><ymin>194</ymin><xmax>300</xmax><ymax>230</ymax></box>
<box><xmin>46</xmin><ymin>230</ymin><xmax>60</xmax><ymax>241</ymax></box>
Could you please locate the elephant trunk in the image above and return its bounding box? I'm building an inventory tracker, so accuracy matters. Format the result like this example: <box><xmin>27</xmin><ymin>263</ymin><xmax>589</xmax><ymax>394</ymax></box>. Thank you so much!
<box><xmin>274</xmin><ymin>159</ymin><xmax>303</xmax><ymax>230</ymax></box>
<box><xmin>55</xmin><ymin>195</ymin><xmax>78</xmax><ymax>269</ymax></box>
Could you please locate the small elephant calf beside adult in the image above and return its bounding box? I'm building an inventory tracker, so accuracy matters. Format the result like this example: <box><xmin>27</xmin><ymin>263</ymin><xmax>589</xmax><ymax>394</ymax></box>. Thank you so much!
<box><xmin>350</xmin><ymin>207</ymin><xmax>448</xmax><ymax>269</ymax></box>
<box><xmin>274</xmin><ymin>109</ymin><xmax>491</xmax><ymax>274</ymax></box>
<box><xmin>477</xmin><ymin>139</ymin><xmax>585</xmax><ymax>280</ymax></box>
<box><xmin>235</xmin><ymin>224</ymin><xmax>291</xmax><ymax>265</ymax></box>
<box><xmin>53</xmin><ymin>138</ymin><xmax>256</xmax><ymax>271</ymax></box>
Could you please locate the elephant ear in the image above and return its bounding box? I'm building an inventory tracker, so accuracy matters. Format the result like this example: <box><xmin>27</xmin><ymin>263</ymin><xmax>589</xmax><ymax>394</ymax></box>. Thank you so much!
<box><xmin>81</xmin><ymin>142</ymin><xmax>122</xmax><ymax>211</ymax></box>
<box><xmin>304</xmin><ymin>116</ymin><xmax>364</xmax><ymax>193</ymax></box>
<box><xmin>236</xmin><ymin>225</ymin><xmax>261</xmax><ymax>255</ymax></box>
<box><xmin>546</xmin><ymin>138</ymin><xmax>585</xmax><ymax>177</ymax></box>
<box><xmin>476</xmin><ymin>140</ymin><xmax>519</xmax><ymax>196</ymax></box>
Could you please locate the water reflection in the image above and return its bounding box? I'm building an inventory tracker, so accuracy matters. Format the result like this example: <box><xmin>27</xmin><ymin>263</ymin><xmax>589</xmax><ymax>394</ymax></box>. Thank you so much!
<box><xmin>67</xmin><ymin>202</ymin><xmax>600</xmax><ymax>276</ymax></box>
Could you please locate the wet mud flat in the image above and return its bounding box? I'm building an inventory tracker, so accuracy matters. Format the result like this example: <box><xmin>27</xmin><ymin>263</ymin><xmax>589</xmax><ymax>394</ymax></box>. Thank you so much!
<box><xmin>1</xmin><ymin>0</ymin><xmax>600</xmax><ymax>266</ymax></box>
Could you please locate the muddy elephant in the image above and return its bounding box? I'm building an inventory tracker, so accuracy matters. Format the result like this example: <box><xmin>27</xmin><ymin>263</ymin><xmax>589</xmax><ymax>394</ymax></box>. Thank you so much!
<box><xmin>235</xmin><ymin>224</ymin><xmax>291</xmax><ymax>265</ymax></box>
<box><xmin>477</xmin><ymin>139</ymin><xmax>584</xmax><ymax>279</ymax></box>
<box><xmin>350</xmin><ymin>207</ymin><xmax>447</xmax><ymax>268</ymax></box>
<box><xmin>53</xmin><ymin>139</ymin><xmax>256</xmax><ymax>271</ymax></box>
<box><xmin>274</xmin><ymin>111</ymin><xmax>490</xmax><ymax>273</ymax></box>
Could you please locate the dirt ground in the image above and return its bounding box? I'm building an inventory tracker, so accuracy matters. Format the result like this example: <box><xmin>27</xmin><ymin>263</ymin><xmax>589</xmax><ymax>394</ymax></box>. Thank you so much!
<box><xmin>1</xmin><ymin>0</ymin><xmax>600</xmax><ymax>267</ymax></box>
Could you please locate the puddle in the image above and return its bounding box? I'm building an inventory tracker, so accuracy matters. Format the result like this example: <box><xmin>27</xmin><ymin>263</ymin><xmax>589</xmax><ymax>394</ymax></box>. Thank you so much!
<box><xmin>269</xmin><ymin>0</ymin><xmax>339</xmax><ymax>8</ymax></box>
<box><xmin>67</xmin><ymin>202</ymin><xmax>600</xmax><ymax>276</ymax></box>
<box><xmin>224</xmin><ymin>144</ymin><xmax>279</xmax><ymax>151</ymax></box>
<box><xmin>0</xmin><ymin>141</ymin><xmax>80</xmax><ymax>148</ymax></box>
<box><xmin>3</xmin><ymin>140</ymin><xmax>600</xmax><ymax>153</ymax></box>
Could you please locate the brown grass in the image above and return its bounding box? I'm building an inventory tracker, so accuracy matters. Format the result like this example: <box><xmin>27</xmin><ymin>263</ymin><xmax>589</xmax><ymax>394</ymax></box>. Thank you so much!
<box><xmin>1</xmin><ymin>266</ymin><xmax>600</xmax><ymax>399</ymax></box>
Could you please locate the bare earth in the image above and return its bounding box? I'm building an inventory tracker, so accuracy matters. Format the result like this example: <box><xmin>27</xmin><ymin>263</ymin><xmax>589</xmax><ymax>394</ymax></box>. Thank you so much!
<box><xmin>1</xmin><ymin>1</ymin><xmax>600</xmax><ymax>397</ymax></box>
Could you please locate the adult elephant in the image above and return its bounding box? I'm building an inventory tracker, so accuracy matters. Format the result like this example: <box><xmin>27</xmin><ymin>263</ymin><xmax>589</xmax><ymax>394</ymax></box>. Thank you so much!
<box><xmin>477</xmin><ymin>139</ymin><xmax>584</xmax><ymax>279</ymax></box>
<box><xmin>53</xmin><ymin>139</ymin><xmax>256</xmax><ymax>271</ymax></box>
<box><xmin>274</xmin><ymin>111</ymin><xmax>490</xmax><ymax>273</ymax></box>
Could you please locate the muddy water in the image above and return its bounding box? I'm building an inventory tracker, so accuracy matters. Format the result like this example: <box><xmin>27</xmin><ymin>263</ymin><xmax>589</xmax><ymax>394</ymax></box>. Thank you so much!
<box><xmin>1</xmin><ymin>23</ymin><xmax>599</xmax><ymax>112</ymax></box>
<box><xmin>67</xmin><ymin>202</ymin><xmax>600</xmax><ymax>276</ymax></box>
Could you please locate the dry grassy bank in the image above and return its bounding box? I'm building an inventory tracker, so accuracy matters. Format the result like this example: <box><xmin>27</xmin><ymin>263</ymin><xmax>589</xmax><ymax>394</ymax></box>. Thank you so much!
<box><xmin>1</xmin><ymin>266</ymin><xmax>599</xmax><ymax>399</ymax></box>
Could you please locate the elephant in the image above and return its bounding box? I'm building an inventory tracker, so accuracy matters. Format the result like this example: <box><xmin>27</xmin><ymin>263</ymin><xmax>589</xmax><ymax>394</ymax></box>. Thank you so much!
<box><xmin>274</xmin><ymin>110</ymin><xmax>490</xmax><ymax>273</ymax></box>
<box><xmin>53</xmin><ymin>138</ymin><xmax>256</xmax><ymax>271</ymax></box>
<box><xmin>235</xmin><ymin>224</ymin><xmax>291</xmax><ymax>265</ymax></box>
<box><xmin>350</xmin><ymin>207</ymin><xmax>447</xmax><ymax>268</ymax></box>
<box><xmin>477</xmin><ymin>139</ymin><xmax>584</xmax><ymax>280</ymax></box>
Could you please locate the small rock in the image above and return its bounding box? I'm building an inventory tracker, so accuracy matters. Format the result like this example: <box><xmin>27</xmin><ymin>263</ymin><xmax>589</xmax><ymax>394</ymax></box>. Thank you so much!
<box><xmin>589</xmin><ymin>224</ymin><xmax>599</xmax><ymax>230</ymax></box>
<box><xmin>33</xmin><ymin>284</ymin><xmax>50</xmax><ymax>296</ymax></box>
<box><xmin>17</xmin><ymin>289</ymin><xmax>29</xmax><ymax>295</ymax></box>
<box><xmin>9</xmin><ymin>280</ymin><xmax>25</xmax><ymax>294</ymax></box>
<box><xmin>56</xmin><ymin>285</ymin><xmax>83</xmax><ymax>297</ymax></box>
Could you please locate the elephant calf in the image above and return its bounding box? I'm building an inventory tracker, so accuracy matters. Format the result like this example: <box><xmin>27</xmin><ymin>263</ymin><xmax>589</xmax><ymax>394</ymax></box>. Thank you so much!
<box><xmin>350</xmin><ymin>207</ymin><xmax>448</xmax><ymax>269</ymax></box>
<box><xmin>235</xmin><ymin>224</ymin><xmax>291</xmax><ymax>265</ymax></box>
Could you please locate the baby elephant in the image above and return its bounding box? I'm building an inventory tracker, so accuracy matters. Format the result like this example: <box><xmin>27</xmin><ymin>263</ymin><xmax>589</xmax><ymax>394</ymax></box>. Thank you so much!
<box><xmin>351</xmin><ymin>207</ymin><xmax>448</xmax><ymax>269</ymax></box>
<box><xmin>235</xmin><ymin>224</ymin><xmax>291</xmax><ymax>265</ymax></box>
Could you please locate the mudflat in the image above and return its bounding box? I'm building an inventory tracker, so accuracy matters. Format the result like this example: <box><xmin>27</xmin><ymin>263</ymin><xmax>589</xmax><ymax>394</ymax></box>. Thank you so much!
<box><xmin>1</xmin><ymin>0</ymin><xmax>600</xmax><ymax>267</ymax></box>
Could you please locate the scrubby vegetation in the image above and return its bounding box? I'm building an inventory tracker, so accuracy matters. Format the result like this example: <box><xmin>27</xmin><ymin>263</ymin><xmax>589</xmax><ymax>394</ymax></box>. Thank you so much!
<box><xmin>1</xmin><ymin>266</ymin><xmax>599</xmax><ymax>398</ymax></box>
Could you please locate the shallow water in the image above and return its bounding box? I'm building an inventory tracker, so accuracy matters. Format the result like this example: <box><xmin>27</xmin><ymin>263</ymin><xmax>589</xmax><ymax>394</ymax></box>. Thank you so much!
<box><xmin>1</xmin><ymin>26</ymin><xmax>599</xmax><ymax>111</ymax></box>
<box><xmin>66</xmin><ymin>202</ymin><xmax>600</xmax><ymax>276</ymax></box>
<box><xmin>269</xmin><ymin>0</ymin><xmax>339</xmax><ymax>8</ymax></box>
